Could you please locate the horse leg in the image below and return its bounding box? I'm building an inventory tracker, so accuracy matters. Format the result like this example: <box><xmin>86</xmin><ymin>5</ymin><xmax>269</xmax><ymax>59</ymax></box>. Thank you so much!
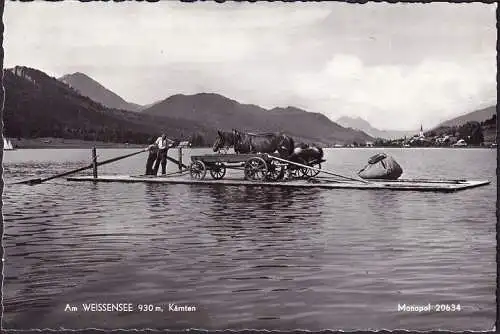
<box><xmin>284</xmin><ymin>166</ymin><xmax>294</xmax><ymax>181</ymax></box>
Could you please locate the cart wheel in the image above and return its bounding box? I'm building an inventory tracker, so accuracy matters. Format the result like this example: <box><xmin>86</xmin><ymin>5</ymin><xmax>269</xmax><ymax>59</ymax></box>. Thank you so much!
<box><xmin>301</xmin><ymin>162</ymin><xmax>321</xmax><ymax>178</ymax></box>
<box><xmin>290</xmin><ymin>157</ymin><xmax>308</xmax><ymax>179</ymax></box>
<box><xmin>190</xmin><ymin>160</ymin><xmax>207</xmax><ymax>180</ymax></box>
<box><xmin>244</xmin><ymin>157</ymin><xmax>268</xmax><ymax>181</ymax></box>
<box><xmin>288</xmin><ymin>166</ymin><xmax>302</xmax><ymax>179</ymax></box>
<box><xmin>266</xmin><ymin>159</ymin><xmax>284</xmax><ymax>181</ymax></box>
<box><xmin>209</xmin><ymin>162</ymin><xmax>226</xmax><ymax>180</ymax></box>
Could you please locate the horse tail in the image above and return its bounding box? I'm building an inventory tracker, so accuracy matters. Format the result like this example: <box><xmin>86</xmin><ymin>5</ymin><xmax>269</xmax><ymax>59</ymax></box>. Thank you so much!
<box><xmin>317</xmin><ymin>145</ymin><xmax>324</xmax><ymax>159</ymax></box>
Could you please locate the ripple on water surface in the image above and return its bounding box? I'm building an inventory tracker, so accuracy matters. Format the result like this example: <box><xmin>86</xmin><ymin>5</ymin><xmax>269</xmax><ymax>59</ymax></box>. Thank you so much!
<box><xmin>2</xmin><ymin>148</ymin><xmax>496</xmax><ymax>330</ymax></box>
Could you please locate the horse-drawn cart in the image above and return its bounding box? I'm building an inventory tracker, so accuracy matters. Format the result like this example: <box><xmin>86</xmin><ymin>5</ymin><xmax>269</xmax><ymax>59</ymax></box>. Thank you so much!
<box><xmin>189</xmin><ymin>153</ymin><xmax>326</xmax><ymax>182</ymax></box>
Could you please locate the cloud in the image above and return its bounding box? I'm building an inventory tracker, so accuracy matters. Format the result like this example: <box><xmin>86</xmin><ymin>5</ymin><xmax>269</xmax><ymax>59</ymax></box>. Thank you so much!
<box><xmin>74</xmin><ymin>52</ymin><xmax>496</xmax><ymax>131</ymax></box>
<box><xmin>3</xmin><ymin>2</ymin><xmax>496</xmax><ymax>130</ymax></box>
<box><xmin>290</xmin><ymin>53</ymin><xmax>496</xmax><ymax>130</ymax></box>
<box><xmin>4</xmin><ymin>2</ymin><xmax>332</xmax><ymax>67</ymax></box>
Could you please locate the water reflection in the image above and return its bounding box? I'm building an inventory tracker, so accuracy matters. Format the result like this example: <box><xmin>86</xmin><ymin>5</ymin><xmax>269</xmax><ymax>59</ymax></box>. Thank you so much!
<box><xmin>365</xmin><ymin>190</ymin><xmax>406</xmax><ymax>213</ymax></box>
<box><xmin>144</xmin><ymin>183</ymin><xmax>171</xmax><ymax>210</ymax></box>
<box><xmin>186</xmin><ymin>185</ymin><xmax>324</xmax><ymax>246</ymax></box>
<box><xmin>204</xmin><ymin>185</ymin><xmax>320</xmax><ymax>221</ymax></box>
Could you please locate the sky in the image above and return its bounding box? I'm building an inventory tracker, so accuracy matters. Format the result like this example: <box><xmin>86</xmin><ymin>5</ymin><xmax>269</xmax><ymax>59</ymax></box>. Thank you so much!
<box><xmin>4</xmin><ymin>1</ymin><xmax>497</xmax><ymax>130</ymax></box>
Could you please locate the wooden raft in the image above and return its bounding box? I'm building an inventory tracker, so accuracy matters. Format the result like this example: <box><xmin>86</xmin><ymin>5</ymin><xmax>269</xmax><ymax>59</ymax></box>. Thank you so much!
<box><xmin>66</xmin><ymin>174</ymin><xmax>490</xmax><ymax>192</ymax></box>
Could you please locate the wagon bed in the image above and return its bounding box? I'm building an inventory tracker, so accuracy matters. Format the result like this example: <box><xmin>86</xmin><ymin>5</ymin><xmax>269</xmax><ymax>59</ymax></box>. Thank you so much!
<box><xmin>189</xmin><ymin>152</ymin><xmax>325</xmax><ymax>181</ymax></box>
<box><xmin>191</xmin><ymin>153</ymin><xmax>272</xmax><ymax>163</ymax></box>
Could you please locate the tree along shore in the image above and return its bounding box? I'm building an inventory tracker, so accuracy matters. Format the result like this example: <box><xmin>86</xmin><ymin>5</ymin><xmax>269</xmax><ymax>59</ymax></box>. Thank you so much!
<box><xmin>6</xmin><ymin>137</ymin><xmax>147</xmax><ymax>149</ymax></box>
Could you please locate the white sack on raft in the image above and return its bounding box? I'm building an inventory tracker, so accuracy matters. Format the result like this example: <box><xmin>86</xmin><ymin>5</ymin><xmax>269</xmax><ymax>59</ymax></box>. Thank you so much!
<box><xmin>358</xmin><ymin>153</ymin><xmax>403</xmax><ymax>180</ymax></box>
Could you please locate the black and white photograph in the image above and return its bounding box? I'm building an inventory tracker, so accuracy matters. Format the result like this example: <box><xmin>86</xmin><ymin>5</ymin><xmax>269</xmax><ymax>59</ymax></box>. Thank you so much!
<box><xmin>1</xmin><ymin>1</ymin><xmax>497</xmax><ymax>331</ymax></box>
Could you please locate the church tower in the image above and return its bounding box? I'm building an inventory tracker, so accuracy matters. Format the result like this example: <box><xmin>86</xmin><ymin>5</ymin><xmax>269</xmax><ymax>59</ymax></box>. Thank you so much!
<box><xmin>419</xmin><ymin>124</ymin><xmax>424</xmax><ymax>137</ymax></box>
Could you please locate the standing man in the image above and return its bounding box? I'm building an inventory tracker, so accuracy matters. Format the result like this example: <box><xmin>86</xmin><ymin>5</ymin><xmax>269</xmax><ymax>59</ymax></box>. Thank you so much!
<box><xmin>145</xmin><ymin>137</ymin><xmax>159</xmax><ymax>176</ymax></box>
<box><xmin>153</xmin><ymin>133</ymin><xmax>175</xmax><ymax>176</ymax></box>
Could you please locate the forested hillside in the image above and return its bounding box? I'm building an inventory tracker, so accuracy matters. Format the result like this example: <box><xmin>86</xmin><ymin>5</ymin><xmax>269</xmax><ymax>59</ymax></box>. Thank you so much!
<box><xmin>4</xmin><ymin>66</ymin><xmax>215</xmax><ymax>145</ymax></box>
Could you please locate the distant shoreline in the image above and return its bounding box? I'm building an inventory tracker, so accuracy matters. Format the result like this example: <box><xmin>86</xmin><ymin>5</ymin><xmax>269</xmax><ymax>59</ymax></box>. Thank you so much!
<box><xmin>4</xmin><ymin>137</ymin><xmax>495</xmax><ymax>150</ymax></box>
<box><xmin>7</xmin><ymin>137</ymin><xmax>146</xmax><ymax>149</ymax></box>
<box><xmin>325</xmin><ymin>144</ymin><xmax>496</xmax><ymax>149</ymax></box>
<box><xmin>327</xmin><ymin>145</ymin><xmax>495</xmax><ymax>149</ymax></box>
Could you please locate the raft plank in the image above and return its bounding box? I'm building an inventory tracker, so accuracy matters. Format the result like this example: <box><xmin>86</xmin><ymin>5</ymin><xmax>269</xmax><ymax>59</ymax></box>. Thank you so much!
<box><xmin>66</xmin><ymin>175</ymin><xmax>490</xmax><ymax>192</ymax></box>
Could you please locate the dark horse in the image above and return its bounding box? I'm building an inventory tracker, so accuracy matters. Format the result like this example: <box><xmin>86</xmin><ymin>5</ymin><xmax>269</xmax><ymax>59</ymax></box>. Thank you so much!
<box><xmin>213</xmin><ymin>129</ymin><xmax>295</xmax><ymax>158</ymax></box>
<box><xmin>285</xmin><ymin>142</ymin><xmax>325</xmax><ymax>179</ymax></box>
<box><xmin>288</xmin><ymin>142</ymin><xmax>324</xmax><ymax>164</ymax></box>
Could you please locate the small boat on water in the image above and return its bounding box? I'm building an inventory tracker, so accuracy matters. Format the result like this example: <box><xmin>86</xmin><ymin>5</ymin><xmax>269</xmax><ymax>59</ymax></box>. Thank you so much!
<box><xmin>3</xmin><ymin>137</ymin><xmax>15</xmax><ymax>150</ymax></box>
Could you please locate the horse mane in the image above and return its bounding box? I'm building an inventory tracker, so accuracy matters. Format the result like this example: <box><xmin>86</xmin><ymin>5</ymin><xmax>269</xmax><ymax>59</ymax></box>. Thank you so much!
<box><xmin>213</xmin><ymin>129</ymin><xmax>236</xmax><ymax>152</ymax></box>
<box><xmin>223</xmin><ymin>130</ymin><xmax>234</xmax><ymax>142</ymax></box>
<box><xmin>234</xmin><ymin>129</ymin><xmax>281</xmax><ymax>138</ymax></box>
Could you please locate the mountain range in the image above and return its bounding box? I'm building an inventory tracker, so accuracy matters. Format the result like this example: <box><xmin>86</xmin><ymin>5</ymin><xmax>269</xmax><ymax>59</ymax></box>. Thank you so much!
<box><xmin>52</xmin><ymin>70</ymin><xmax>372</xmax><ymax>144</ymax></box>
<box><xmin>336</xmin><ymin>116</ymin><xmax>419</xmax><ymax>139</ymax></box>
<box><xmin>50</xmin><ymin>67</ymin><xmax>496</xmax><ymax>142</ymax></box>
<box><xmin>59</xmin><ymin>72</ymin><xmax>142</xmax><ymax>112</ymax></box>
<box><xmin>4</xmin><ymin>66</ymin><xmax>214</xmax><ymax>144</ymax></box>
<box><xmin>4</xmin><ymin>66</ymin><xmax>494</xmax><ymax>146</ymax></box>
<box><xmin>434</xmin><ymin>105</ymin><xmax>496</xmax><ymax>128</ymax></box>
<box><xmin>142</xmin><ymin>93</ymin><xmax>371</xmax><ymax>145</ymax></box>
<box><xmin>3</xmin><ymin>66</ymin><xmax>372</xmax><ymax>146</ymax></box>
<box><xmin>337</xmin><ymin>104</ymin><xmax>497</xmax><ymax>140</ymax></box>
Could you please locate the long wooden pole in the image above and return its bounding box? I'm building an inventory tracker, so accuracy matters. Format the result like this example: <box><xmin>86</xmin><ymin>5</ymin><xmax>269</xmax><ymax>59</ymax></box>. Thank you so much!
<box><xmin>92</xmin><ymin>147</ymin><xmax>98</xmax><ymax>179</ymax></box>
<box><xmin>17</xmin><ymin>149</ymin><xmax>147</xmax><ymax>185</ymax></box>
<box><xmin>166</xmin><ymin>155</ymin><xmax>188</xmax><ymax>169</ymax></box>
<box><xmin>267</xmin><ymin>154</ymin><xmax>370</xmax><ymax>184</ymax></box>
<box><xmin>178</xmin><ymin>147</ymin><xmax>183</xmax><ymax>171</ymax></box>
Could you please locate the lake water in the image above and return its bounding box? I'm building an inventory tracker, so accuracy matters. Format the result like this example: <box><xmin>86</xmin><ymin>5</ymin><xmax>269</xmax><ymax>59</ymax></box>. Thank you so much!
<box><xmin>2</xmin><ymin>147</ymin><xmax>497</xmax><ymax>331</ymax></box>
